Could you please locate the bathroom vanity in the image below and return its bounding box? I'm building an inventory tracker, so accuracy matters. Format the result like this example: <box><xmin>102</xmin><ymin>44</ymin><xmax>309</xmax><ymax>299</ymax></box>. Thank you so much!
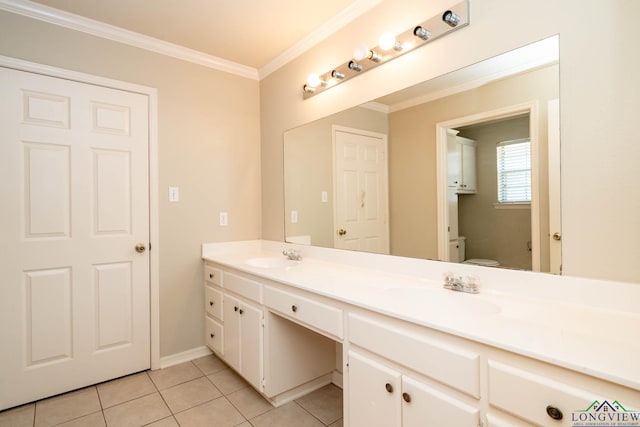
<box><xmin>202</xmin><ymin>240</ymin><xmax>640</xmax><ymax>427</ymax></box>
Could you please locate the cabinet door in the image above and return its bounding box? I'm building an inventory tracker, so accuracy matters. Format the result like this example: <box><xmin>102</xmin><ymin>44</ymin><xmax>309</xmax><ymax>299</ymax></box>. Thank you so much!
<box><xmin>402</xmin><ymin>375</ymin><xmax>479</xmax><ymax>427</ymax></box>
<box><xmin>460</xmin><ymin>141</ymin><xmax>476</xmax><ymax>192</ymax></box>
<box><xmin>447</xmin><ymin>133</ymin><xmax>462</xmax><ymax>187</ymax></box>
<box><xmin>240</xmin><ymin>301</ymin><xmax>263</xmax><ymax>390</ymax></box>
<box><xmin>348</xmin><ymin>351</ymin><xmax>401</xmax><ymax>427</ymax></box>
<box><xmin>222</xmin><ymin>294</ymin><xmax>241</xmax><ymax>372</ymax></box>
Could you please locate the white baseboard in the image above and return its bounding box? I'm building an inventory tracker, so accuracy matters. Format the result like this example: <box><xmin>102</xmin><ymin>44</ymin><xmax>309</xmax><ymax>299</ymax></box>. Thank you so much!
<box><xmin>159</xmin><ymin>346</ymin><xmax>212</xmax><ymax>369</ymax></box>
<box><xmin>332</xmin><ymin>370</ymin><xmax>343</xmax><ymax>389</ymax></box>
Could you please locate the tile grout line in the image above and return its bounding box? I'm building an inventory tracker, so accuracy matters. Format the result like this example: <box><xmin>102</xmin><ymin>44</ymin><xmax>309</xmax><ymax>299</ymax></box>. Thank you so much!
<box><xmin>292</xmin><ymin>400</ymin><xmax>333</xmax><ymax>426</ymax></box>
<box><xmin>94</xmin><ymin>385</ymin><xmax>108</xmax><ymax>427</ymax></box>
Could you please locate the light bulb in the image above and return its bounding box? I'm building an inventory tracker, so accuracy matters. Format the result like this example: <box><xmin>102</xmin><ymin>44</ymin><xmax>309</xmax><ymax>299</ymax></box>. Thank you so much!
<box><xmin>306</xmin><ymin>73</ymin><xmax>322</xmax><ymax>88</ymax></box>
<box><xmin>353</xmin><ymin>43</ymin><xmax>370</xmax><ymax>61</ymax></box>
<box><xmin>378</xmin><ymin>32</ymin><xmax>396</xmax><ymax>51</ymax></box>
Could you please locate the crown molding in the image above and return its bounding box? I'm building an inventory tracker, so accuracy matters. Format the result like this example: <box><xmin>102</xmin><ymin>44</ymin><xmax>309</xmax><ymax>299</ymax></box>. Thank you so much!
<box><xmin>258</xmin><ymin>0</ymin><xmax>383</xmax><ymax>79</ymax></box>
<box><xmin>359</xmin><ymin>101</ymin><xmax>389</xmax><ymax>113</ymax></box>
<box><xmin>0</xmin><ymin>0</ymin><xmax>259</xmax><ymax>80</ymax></box>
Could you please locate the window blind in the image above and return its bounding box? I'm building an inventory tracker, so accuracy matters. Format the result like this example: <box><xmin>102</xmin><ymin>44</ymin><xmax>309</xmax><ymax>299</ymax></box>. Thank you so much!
<box><xmin>496</xmin><ymin>138</ymin><xmax>531</xmax><ymax>203</ymax></box>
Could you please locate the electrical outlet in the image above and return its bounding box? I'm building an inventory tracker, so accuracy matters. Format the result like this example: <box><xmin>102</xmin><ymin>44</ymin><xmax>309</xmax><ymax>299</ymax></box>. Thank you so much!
<box><xmin>321</xmin><ymin>191</ymin><xmax>328</xmax><ymax>203</ymax></box>
<box><xmin>219</xmin><ymin>212</ymin><xmax>228</xmax><ymax>226</ymax></box>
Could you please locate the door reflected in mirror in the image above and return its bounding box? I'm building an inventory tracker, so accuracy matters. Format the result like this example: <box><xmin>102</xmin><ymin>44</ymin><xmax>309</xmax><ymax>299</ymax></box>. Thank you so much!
<box><xmin>284</xmin><ymin>36</ymin><xmax>560</xmax><ymax>273</ymax></box>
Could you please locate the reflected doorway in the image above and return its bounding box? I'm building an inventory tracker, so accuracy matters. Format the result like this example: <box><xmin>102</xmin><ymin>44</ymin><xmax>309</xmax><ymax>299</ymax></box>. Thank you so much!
<box><xmin>436</xmin><ymin>101</ymin><xmax>560</xmax><ymax>272</ymax></box>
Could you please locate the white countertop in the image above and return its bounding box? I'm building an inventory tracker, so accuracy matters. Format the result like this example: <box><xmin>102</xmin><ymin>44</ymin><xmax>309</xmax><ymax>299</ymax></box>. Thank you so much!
<box><xmin>202</xmin><ymin>240</ymin><xmax>640</xmax><ymax>391</ymax></box>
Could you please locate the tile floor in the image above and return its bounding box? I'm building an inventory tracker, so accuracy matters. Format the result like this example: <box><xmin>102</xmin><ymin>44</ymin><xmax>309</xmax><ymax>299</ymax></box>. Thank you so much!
<box><xmin>0</xmin><ymin>354</ymin><xmax>343</xmax><ymax>427</ymax></box>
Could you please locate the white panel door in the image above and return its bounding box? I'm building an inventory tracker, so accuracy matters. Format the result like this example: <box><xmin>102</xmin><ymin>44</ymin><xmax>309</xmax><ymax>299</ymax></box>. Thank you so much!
<box><xmin>0</xmin><ymin>67</ymin><xmax>150</xmax><ymax>410</ymax></box>
<box><xmin>334</xmin><ymin>127</ymin><xmax>389</xmax><ymax>254</ymax></box>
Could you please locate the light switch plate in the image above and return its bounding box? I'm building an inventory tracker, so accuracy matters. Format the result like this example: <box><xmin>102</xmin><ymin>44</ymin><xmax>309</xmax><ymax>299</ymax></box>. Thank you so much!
<box><xmin>291</xmin><ymin>210</ymin><xmax>298</xmax><ymax>223</ymax></box>
<box><xmin>219</xmin><ymin>212</ymin><xmax>228</xmax><ymax>226</ymax></box>
<box><xmin>321</xmin><ymin>191</ymin><xmax>328</xmax><ymax>203</ymax></box>
<box><xmin>168</xmin><ymin>186</ymin><xmax>179</xmax><ymax>202</ymax></box>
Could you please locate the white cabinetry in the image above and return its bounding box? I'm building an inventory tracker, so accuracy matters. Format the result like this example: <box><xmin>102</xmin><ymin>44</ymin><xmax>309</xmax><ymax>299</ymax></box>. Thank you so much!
<box><xmin>204</xmin><ymin>265</ymin><xmax>224</xmax><ymax>355</ymax></box>
<box><xmin>447</xmin><ymin>129</ymin><xmax>477</xmax><ymax>193</ymax></box>
<box><xmin>222</xmin><ymin>293</ymin><xmax>263</xmax><ymax>389</ymax></box>
<box><xmin>203</xmin><ymin>262</ymin><xmax>337</xmax><ymax>405</ymax></box>
<box><xmin>347</xmin><ymin>313</ymin><xmax>480</xmax><ymax>427</ymax></box>
<box><xmin>203</xmin><ymin>266</ymin><xmax>264</xmax><ymax>391</ymax></box>
<box><xmin>204</xmin><ymin>256</ymin><xmax>640</xmax><ymax>423</ymax></box>
<box><xmin>348</xmin><ymin>350</ymin><xmax>479</xmax><ymax>427</ymax></box>
<box><xmin>486</xmin><ymin>359</ymin><xmax>640</xmax><ymax>426</ymax></box>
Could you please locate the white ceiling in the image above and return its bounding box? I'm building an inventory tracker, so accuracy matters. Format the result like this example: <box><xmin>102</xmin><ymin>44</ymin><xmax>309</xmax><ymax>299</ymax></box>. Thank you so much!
<box><xmin>26</xmin><ymin>0</ymin><xmax>373</xmax><ymax>71</ymax></box>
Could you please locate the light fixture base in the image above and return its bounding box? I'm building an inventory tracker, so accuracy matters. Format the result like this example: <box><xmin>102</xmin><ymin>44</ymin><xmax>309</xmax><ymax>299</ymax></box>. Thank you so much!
<box><xmin>303</xmin><ymin>0</ymin><xmax>469</xmax><ymax>99</ymax></box>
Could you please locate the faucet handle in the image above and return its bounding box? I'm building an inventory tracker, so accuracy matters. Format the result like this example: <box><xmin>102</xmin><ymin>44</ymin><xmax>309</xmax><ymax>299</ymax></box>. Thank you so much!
<box><xmin>462</xmin><ymin>275</ymin><xmax>480</xmax><ymax>293</ymax></box>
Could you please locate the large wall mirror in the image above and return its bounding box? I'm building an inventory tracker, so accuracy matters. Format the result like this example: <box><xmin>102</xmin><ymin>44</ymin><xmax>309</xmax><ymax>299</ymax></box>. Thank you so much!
<box><xmin>284</xmin><ymin>36</ymin><xmax>560</xmax><ymax>274</ymax></box>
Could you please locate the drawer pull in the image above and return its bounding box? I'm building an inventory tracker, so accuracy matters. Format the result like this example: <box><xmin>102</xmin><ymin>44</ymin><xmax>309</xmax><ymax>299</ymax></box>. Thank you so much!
<box><xmin>385</xmin><ymin>383</ymin><xmax>393</xmax><ymax>393</ymax></box>
<box><xmin>402</xmin><ymin>393</ymin><xmax>412</xmax><ymax>403</ymax></box>
<box><xmin>234</xmin><ymin>306</ymin><xmax>239</xmax><ymax>312</ymax></box>
<box><xmin>209</xmin><ymin>273</ymin><xmax>214</xmax><ymax>279</ymax></box>
<box><xmin>239</xmin><ymin>309</ymin><xmax>244</xmax><ymax>315</ymax></box>
<box><xmin>210</xmin><ymin>333</ymin><xmax>215</xmax><ymax>338</ymax></box>
<box><xmin>291</xmin><ymin>304</ymin><xmax>298</xmax><ymax>313</ymax></box>
<box><xmin>546</xmin><ymin>405</ymin><xmax>563</xmax><ymax>420</ymax></box>
<box><xmin>209</xmin><ymin>301</ymin><xmax>214</xmax><ymax>306</ymax></box>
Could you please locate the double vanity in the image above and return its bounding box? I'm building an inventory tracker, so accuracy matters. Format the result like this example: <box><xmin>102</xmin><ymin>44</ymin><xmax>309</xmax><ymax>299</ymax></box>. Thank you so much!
<box><xmin>202</xmin><ymin>240</ymin><xmax>640</xmax><ymax>426</ymax></box>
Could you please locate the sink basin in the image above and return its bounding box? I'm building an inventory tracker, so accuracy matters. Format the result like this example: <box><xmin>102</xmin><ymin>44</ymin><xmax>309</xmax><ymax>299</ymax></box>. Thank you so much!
<box><xmin>381</xmin><ymin>287</ymin><xmax>501</xmax><ymax>317</ymax></box>
<box><xmin>244</xmin><ymin>257</ymin><xmax>299</xmax><ymax>269</ymax></box>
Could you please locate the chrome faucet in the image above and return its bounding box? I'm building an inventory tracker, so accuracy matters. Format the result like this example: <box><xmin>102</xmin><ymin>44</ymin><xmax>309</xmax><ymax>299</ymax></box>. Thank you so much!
<box><xmin>443</xmin><ymin>272</ymin><xmax>479</xmax><ymax>294</ymax></box>
<box><xmin>282</xmin><ymin>249</ymin><xmax>302</xmax><ymax>261</ymax></box>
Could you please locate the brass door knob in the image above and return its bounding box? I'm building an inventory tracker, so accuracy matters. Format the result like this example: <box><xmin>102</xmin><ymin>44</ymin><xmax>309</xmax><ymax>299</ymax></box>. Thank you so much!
<box><xmin>135</xmin><ymin>243</ymin><xmax>146</xmax><ymax>253</ymax></box>
<box><xmin>338</xmin><ymin>229</ymin><xmax>347</xmax><ymax>236</ymax></box>
<box><xmin>552</xmin><ymin>232</ymin><xmax>562</xmax><ymax>241</ymax></box>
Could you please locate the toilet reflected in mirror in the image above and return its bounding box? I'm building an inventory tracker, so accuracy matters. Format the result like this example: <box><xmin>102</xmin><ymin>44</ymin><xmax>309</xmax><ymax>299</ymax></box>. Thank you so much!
<box><xmin>457</xmin><ymin>236</ymin><xmax>500</xmax><ymax>267</ymax></box>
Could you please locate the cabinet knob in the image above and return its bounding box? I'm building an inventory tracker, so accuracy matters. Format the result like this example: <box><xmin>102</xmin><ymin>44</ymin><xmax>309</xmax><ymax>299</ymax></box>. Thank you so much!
<box><xmin>210</xmin><ymin>333</ymin><xmax>214</xmax><ymax>338</ymax></box>
<box><xmin>402</xmin><ymin>393</ymin><xmax>412</xmax><ymax>403</ymax></box>
<box><xmin>546</xmin><ymin>405</ymin><xmax>563</xmax><ymax>420</ymax></box>
<box><xmin>385</xmin><ymin>383</ymin><xmax>393</xmax><ymax>393</ymax></box>
<box><xmin>291</xmin><ymin>305</ymin><xmax>298</xmax><ymax>313</ymax></box>
<box><xmin>209</xmin><ymin>301</ymin><xmax>214</xmax><ymax>306</ymax></box>
<box><xmin>234</xmin><ymin>306</ymin><xmax>239</xmax><ymax>312</ymax></box>
<box><xmin>209</xmin><ymin>273</ymin><xmax>214</xmax><ymax>279</ymax></box>
<box><xmin>239</xmin><ymin>309</ymin><xmax>244</xmax><ymax>315</ymax></box>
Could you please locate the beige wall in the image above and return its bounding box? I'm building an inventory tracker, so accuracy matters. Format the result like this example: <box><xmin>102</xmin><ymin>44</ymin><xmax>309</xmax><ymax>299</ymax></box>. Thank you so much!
<box><xmin>0</xmin><ymin>11</ymin><xmax>262</xmax><ymax>357</ymax></box>
<box><xmin>458</xmin><ymin>116</ymin><xmax>531</xmax><ymax>270</ymax></box>
<box><xmin>284</xmin><ymin>106</ymin><xmax>387</xmax><ymax>247</ymax></box>
<box><xmin>261</xmin><ymin>0</ymin><xmax>640</xmax><ymax>284</ymax></box>
<box><xmin>388</xmin><ymin>65</ymin><xmax>558</xmax><ymax>267</ymax></box>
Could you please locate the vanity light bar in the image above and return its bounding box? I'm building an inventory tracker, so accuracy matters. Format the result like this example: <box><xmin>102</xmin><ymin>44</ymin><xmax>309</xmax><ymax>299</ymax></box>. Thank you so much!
<box><xmin>303</xmin><ymin>0</ymin><xmax>469</xmax><ymax>99</ymax></box>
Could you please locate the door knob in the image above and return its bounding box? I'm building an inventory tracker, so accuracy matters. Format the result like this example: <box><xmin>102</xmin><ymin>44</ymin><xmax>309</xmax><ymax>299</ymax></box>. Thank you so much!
<box><xmin>552</xmin><ymin>232</ymin><xmax>562</xmax><ymax>241</ymax></box>
<box><xmin>338</xmin><ymin>229</ymin><xmax>347</xmax><ymax>236</ymax></box>
<box><xmin>135</xmin><ymin>243</ymin><xmax>146</xmax><ymax>253</ymax></box>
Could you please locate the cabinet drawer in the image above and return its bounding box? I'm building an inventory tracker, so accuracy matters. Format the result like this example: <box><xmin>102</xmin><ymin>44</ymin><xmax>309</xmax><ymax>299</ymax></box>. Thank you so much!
<box><xmin>205</xmin><ymin>285</ymin><xmax>223</xmax><ymax>320</ymax></box>
<box><xmin>224</xmin><ymin>272</ymin><xmax>262</xmax><ymax>303</ymax></box>
<box><xmin>204</xmin><ymin>265</ymin><xmax>222</xmax><ymax>286</ymax></box>
<box><xmin>264</xmin><ymin>286</ymin><xmax>343</xmax><ymax>339</ymax></box>
<box><xmin>349</xmin><ymin>313</ymin><xmax>480</xmax><ymax>398</ymax></box>
<box><xmin>205</xmin><ymin>316</ymin><xmax>223</xmax><ymax>355</ymax></box>
<box><xmin>488</xmin><ymin>360</ymin><xmax>595</xmax><ymax>426</ymax></box>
